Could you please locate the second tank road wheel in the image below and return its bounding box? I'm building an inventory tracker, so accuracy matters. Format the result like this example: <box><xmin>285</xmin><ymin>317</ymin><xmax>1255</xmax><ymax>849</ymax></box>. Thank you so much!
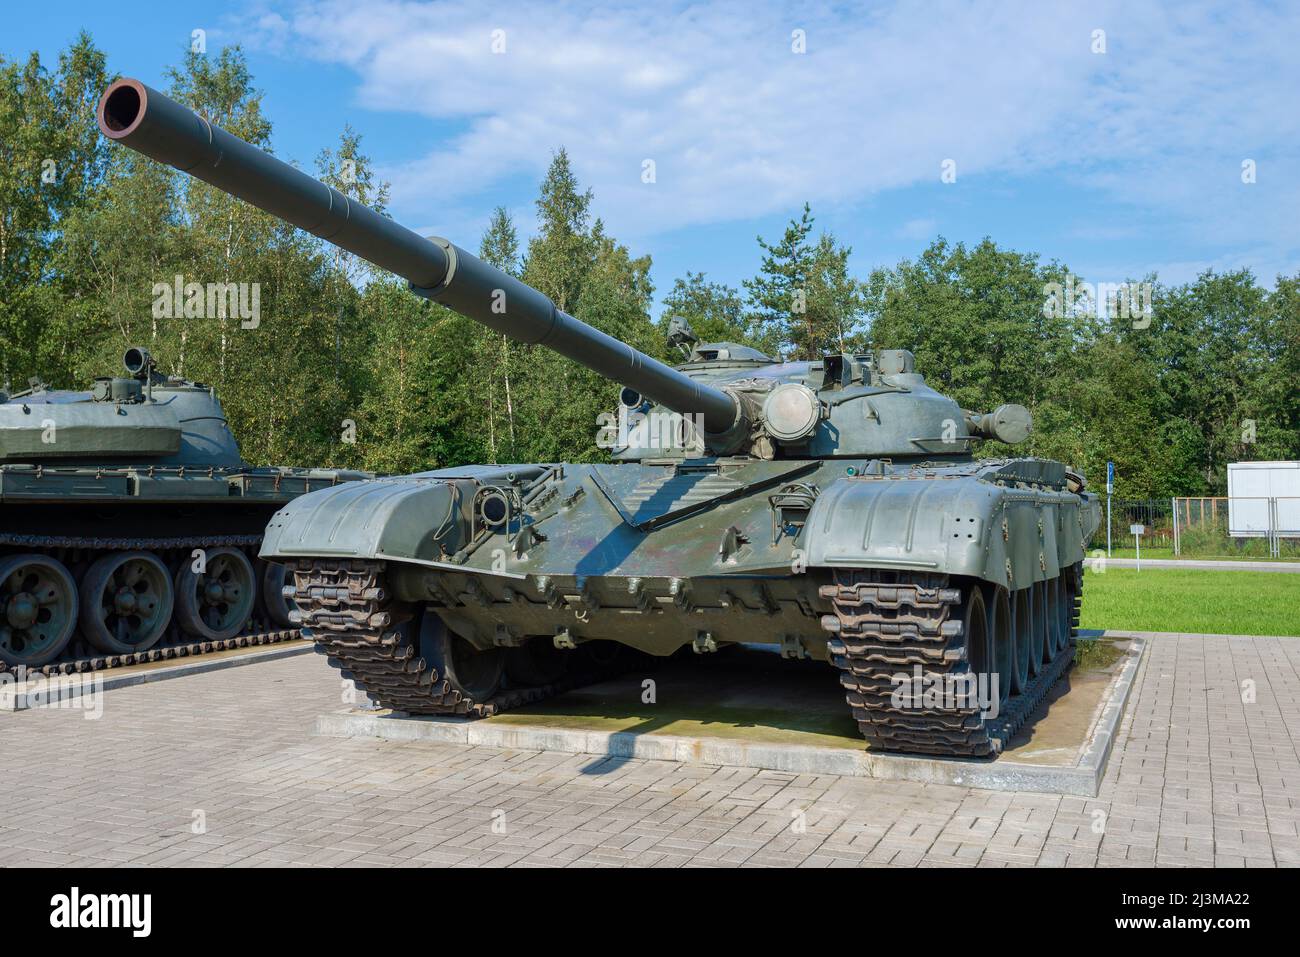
<box><xmin>417</xmin><ymin>611</ymin><xmax>504</xmax><ymax>700</ymax></box>
<box><xmin>79</xmin><ymin>551</ymin><xmax>174</xmax><ymax>654</ymax></box>
<box><xmin>257</xmin><ymin>560</ymin><xmax>296</xmax><ymax>628</ymax></box>
<box><xmin>0</xmin><ymin>554</ymin><xmax>79</xmax><ymax>669</ymax></box>
<box><xmin>1047</xmin><ymin>576</ymin><xmax>1063</xmax><ymax>655</ymax></box>
<box><xmin>1056</xmin><ymin>574</ymin><xmax>1075</xmax><ymax>653</ymax></box>
<box><xmin>174</xmin><ymin>547</ymin><xmax>256</xmax><ymax>641</ymax></box>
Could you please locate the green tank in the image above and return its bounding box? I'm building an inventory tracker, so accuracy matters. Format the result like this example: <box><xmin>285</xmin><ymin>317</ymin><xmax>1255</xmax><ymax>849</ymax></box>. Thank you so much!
<box><xmin>99</xmin><ymin>77</ymin><xmax>1100</xmax><ymax>755</ymax></box>
<box><xmin>0</xmin><ymin>346</ymin><xmax>368</xmax><ymax>673</ymax></box>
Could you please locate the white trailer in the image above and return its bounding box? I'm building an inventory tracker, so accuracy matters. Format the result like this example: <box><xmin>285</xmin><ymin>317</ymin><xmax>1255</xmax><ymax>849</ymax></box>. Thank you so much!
<box><xmin>1227</xmin><ymin>461</ymin><xmax>1300</xmax><ymax>539</ymax></box>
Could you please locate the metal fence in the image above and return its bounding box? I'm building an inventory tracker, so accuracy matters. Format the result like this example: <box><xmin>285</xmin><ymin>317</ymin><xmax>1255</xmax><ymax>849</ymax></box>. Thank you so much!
<box><xmin>1091</xmin><ymin>497</ymin><xmax>1300</xmax><ymax>559</ymax></box>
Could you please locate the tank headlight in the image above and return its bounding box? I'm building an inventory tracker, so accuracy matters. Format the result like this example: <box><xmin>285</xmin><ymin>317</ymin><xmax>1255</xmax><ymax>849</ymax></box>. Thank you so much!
<box><xmin>761</xmin><ymin>383</ymin><xmax>821</xmax><ymax>443</ymax></box>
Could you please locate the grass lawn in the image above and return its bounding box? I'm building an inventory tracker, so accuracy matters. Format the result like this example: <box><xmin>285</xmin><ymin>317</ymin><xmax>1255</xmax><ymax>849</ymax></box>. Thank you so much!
<box><xmin>1096</xmin><ymin>545</ymin><xmax>1300</xmax><ymax>562</ymax></box>
<box><xmin>1080</xmin><ymin>567</ymin><xmax>1300</xmax><ymax>637</ymax></box>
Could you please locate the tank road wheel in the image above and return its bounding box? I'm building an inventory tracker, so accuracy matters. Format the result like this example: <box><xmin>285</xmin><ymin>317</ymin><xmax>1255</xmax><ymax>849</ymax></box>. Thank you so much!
<box><xmin>257</xmin><ymin>560</ymin><xmax>296</xmax><ymax>629</ymax></box>
<box><xmin>985</xmin><ymin>585</ymin><xmax>1012</xmax><ymax>713</ymax></box>
<box><xmin>79</xmin><ymin>551</ymin><xmax>174</xmax><ymax>654</ymax></box>
<box><xmin>1056</xmin><ymin>573</ymin><xmax>1075</xmax><ymax>653</ymax></box>
<box><xmin>1029</xmin><ymin>579</ymin><xmax>1048</xmax><ymax>675</ymax></box>
<box><xmin>962</xmin><ymin>585</ymin><xmax>991</xmax><ymax>704</ymax></box>
<box><xmin>1047</xmin><ymin>576</ymin><xmax>1063</xmax><ymax>655</ymax></box>
<box><xmin>1043</xmin><ymin>575</ymin><xmax>1063</xmax><ymax>662</ymax></box>
<box><xmin>1010</xmin><ymin>586</ymin><xmax>1032</xmax><ymax>694</ymax></box>
<box><xmin>417</xmin><ymin>611</ymin><xmax>504</xmax><ymax>700</ymax></box>
<box><xmin>174</xmin><ymin>547</ymin><xmax>256</xmax><ymax>641</ymax></box>
<box><xmin>0</xmin><ymin>554</ymin><xmax>78</xmax><ymax>668</ymax></box>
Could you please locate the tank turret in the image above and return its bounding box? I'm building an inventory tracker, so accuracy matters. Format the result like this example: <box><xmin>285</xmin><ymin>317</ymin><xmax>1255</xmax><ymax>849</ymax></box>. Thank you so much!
<box><xmin>0</xmin><ymin>347</ymin><xmax>245</xmax><ymax>467</ymax></box>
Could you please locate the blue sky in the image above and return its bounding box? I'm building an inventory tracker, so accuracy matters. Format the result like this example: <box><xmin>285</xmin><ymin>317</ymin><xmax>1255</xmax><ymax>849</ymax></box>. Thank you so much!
<box><xmin>7</xmin><ymin>1</ymin><xmax>1299</xmax><ymax>313</ymax></box>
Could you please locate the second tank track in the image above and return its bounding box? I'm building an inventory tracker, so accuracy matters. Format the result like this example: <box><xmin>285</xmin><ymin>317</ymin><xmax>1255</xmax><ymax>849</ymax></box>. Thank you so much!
<box><xmin>3</xmin><ymin>628</ymin><xmax>302</xmax><ymax>678</ymax></box>
<box><xmin>0</xmin><ymin>534</ymin><xmax>301</xmax><ymax>677</ymax></box>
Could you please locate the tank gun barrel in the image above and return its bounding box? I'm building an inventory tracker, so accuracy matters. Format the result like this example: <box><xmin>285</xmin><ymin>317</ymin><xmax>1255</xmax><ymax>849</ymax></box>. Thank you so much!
<box><xmin>96</xmin><ymin>78</ymin><xmax>739</xmax><ymax>436</ymax></box>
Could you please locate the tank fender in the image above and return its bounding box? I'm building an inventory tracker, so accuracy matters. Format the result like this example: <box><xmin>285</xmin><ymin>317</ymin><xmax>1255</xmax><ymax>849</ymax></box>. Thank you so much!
<box><xmin>802</xmin><ymin>477</ymin><xmax>1092</xmax><ymax>588</ymax></box>
<box><xmin>259</xmin><ymin>476</ymin><xmax>477</xmax><ymax>563</ymax></box>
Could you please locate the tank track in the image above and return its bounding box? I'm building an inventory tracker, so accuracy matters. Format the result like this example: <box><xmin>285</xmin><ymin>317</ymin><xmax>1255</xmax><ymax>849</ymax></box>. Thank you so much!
<box><xmin>289</xmin><ymin>559</ymin><xmax>609</xmax><ymax>715</ymax></box>
<box><xmin>0</xmin><ymin>533</ymin><xmax>262</xmax><ymax>550</ymax></box>
<box><xmin>0</xmin><ymin>535</ymin><xmax>298</xmax><ymax>677</ymax></box>
<box><xmin>1</xmin><ymin>628</ymin><xmax>301</xmax><ymax>678</ymax></box>
<box><xmin>820</xmin><ymin>570</ymin><xmax>1080</xmax><ymax>757</ymax></box>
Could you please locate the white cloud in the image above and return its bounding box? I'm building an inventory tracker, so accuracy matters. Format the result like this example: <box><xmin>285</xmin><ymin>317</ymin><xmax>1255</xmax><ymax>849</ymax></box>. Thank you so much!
<box><xmin>240</xmin><ymin>0</ymin><xmax>1300</xmax><ymax>273</ymax></box>
<box><xmin>898</xmin><ymin>218</ymin><xmax>938</xmax><ymax>241</ymax></box>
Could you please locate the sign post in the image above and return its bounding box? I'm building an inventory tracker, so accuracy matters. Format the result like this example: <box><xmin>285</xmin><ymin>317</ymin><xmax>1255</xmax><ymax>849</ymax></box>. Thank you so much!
<box><xmin>1106</xmin><ymin>461</ymin><xmax>1114</xmax><ymax>558</ymax></box>
<box><xmin>1130</xmin><ymin>523</ymin><xmax>1145</xmax><ymax>571</ymax></box>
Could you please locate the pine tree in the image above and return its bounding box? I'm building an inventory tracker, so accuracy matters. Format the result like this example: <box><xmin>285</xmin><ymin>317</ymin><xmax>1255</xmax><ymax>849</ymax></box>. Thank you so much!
<box><xmin>523</xmin><ymin>149</ymin><xmax>595</xmax><ymax>313</ymax></box>
<box><xmin>163</xmin><ymin>47</ymin><xmax>276</xmax><ymax>380</ymax></box>
<box><xmin>743</xmin><ymin>204</ymin><xmax>863</xmax><ymax>359</ymax></box>
<box><xmin>479</xmin><ymin>206</ymin><xmax>520</xmax><ymax>276</ymax></box>
<box><xmin>516</xmin><ymin>150</ymin><xmax>599</xmax><ymax>461</ymax></box>
<box><xmin>478</xmin><ymin>207</ymin><xmax>522</xmax><ymax>461</ymax></box>
<box><xmin>744</xmin><ymin>204</ymin><xmax>814</xmax><ymax>357</ymax></box>
<box><xmin>316</xmin><ymin>124</ymin><xmax>390</xmax><ymax>425</ymax></box>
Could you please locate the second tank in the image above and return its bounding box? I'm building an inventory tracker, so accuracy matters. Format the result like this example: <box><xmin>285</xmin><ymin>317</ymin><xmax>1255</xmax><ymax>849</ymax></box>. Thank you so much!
<box><xmin>0</xmin><ymin>347</ymin><xmax>369</xmax><ymax>674</ymax></box>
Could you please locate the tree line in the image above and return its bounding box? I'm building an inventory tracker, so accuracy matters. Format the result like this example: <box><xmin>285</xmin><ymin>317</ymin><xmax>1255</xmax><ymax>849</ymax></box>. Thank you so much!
<box><xmin>2</xmin><ymin>36</ymin><xmax>1296</xmax><ymax>497</ymax></box>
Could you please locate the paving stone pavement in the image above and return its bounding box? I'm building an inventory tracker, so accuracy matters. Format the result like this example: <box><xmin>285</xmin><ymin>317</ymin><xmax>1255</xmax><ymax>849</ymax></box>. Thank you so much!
<box><xmin>1</xmin><ymin>633</ymin><xmax>1298</xmax><ymax>868</ymax></box>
